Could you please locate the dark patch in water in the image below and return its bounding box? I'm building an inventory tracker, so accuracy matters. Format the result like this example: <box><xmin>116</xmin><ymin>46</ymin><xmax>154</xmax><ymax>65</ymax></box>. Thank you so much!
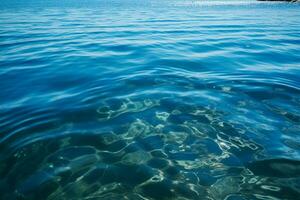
<box><xmin>247</xmin><ymin>158</ymin><xmax>300</xmax><ymax>178</ymax></box>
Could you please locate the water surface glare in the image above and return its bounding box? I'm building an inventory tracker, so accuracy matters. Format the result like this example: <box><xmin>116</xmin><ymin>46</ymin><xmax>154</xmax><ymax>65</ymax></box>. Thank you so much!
<box><xmin>1</xmin><ymin>0</ymin><xmax>300</xmax><ymax>199</ymax></box>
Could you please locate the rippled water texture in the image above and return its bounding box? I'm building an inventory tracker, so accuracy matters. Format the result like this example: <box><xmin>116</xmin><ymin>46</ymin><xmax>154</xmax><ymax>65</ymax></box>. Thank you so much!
<box><xmin>1</xmin><ymin>0</ymin><xmax>300</xmax><ymax>199</ymax></box>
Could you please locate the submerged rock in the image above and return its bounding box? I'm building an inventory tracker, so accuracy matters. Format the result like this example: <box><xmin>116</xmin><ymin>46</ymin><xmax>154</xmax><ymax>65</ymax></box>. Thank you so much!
<box><xmin>209</xmin><ymin>177</ymin><xmax>241</xmax><ymax>200</ymax></box>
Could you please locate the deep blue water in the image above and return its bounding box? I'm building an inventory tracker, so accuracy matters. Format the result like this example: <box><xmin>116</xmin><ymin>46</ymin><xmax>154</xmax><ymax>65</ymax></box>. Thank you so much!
<box><xmin>1</xmin><ymin>0</ymin><xmax>300</xmax><ymax>199</ymax></box>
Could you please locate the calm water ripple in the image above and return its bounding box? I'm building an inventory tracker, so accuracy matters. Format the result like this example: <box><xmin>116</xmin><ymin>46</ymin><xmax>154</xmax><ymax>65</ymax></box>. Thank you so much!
<box><xmin>1</xmin><ymin>0</ymin><xmax>300</xmax><ymax>199</ymax></box>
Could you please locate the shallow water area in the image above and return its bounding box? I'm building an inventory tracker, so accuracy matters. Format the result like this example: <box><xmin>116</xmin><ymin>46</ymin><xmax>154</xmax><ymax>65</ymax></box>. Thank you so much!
<box><xmin>0</xmin><ymin>0</ymin><xmax>300</xmax><ymax>199</ymax></box>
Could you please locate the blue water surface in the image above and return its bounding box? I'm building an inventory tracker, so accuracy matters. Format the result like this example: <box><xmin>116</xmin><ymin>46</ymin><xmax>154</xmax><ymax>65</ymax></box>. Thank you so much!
<box><xmin>0</xmin><ymin>0</ymin><xmax>300</xmax><ymax>199</ymax></box>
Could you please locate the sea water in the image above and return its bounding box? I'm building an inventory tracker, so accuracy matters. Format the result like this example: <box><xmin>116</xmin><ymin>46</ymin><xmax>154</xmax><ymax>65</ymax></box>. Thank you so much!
<box><xmin>0</xmin><ymin>0</ymin><xmax>300</xmax><ymax>199</ymax></box>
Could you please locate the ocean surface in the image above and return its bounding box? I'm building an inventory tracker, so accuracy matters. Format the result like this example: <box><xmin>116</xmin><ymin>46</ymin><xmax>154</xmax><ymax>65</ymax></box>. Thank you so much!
<box><xmin>0</xmin><ymin>0</ymin><xmax>300</xmax><ymax>199</ymax></box>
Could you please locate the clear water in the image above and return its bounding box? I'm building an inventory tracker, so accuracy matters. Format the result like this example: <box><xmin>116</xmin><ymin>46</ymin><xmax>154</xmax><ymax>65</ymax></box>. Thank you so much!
<box><xmin>1</xmin><ymin>0</ymin><xmax>300</xmax><ymax>199</ymax></box>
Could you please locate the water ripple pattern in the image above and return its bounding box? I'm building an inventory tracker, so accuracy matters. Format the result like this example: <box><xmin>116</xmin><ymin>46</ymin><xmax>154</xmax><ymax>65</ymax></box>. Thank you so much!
<box><xmin>1</xmin><ymin>0</ymin><xmax>300</xmax><ymax>199</ymax></box>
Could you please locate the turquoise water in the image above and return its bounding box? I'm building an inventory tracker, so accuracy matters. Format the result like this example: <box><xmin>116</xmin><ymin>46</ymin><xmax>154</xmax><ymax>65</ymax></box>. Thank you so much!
<box><xmin>1</xmin><ymin>0</ymin><xmax>300</xmax><ymax>199</ymax></box>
